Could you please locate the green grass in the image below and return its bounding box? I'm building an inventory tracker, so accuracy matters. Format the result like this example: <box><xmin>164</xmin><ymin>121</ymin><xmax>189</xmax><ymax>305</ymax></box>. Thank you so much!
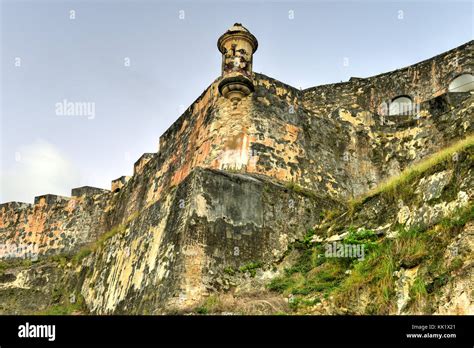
<box><xmin>343</xmin><ymin>228</ymin><xmax>378</xmax><ymax>254</ymax></box>
<box><xmin>35</xmin><ymin>292</ymin><xmax>86</xmax><ymax>315</ymax></box>
<box><xmin>49</xmin><ymin>255</ymin><xmax>68</xmax><ymax>267</ymax></box>
<box><xmin>410</xmin><ymin>277</ymin><xmax>427</xmax><ymax>300</ymax></box>
<box><xmin>194</xmin><ymin>295</ymin><xmax>219</xmax><ymax>315</ymax></box>
<box><xmin>408</xmin><ymin>277</ymin><xmax>428</xmax><ymax>312</ymax></box>
<box><xmin>71</xmin><ymin>248</ymin><xmax>93</xmax><ymax>264</ymax></box>
<box><xmin>333</xmin><ymin>240</ymin><xmax>396</xmax><ymax>313</ymax></box>
<box><xmin>439</xmin><ymin>204</ymin><xmax>474</xmax><ymax>229</ymax></box>
<box><xmin>268</xmin><ymin>227</ymin><xmax>382</xmax><ymax>303</ymax></box>
<box><xmin>239</xmin><ymin>261</ymin><xmax>263</xmax><ymax>277</ymax></box>
<box><xmin>221</xmin><ymin>261</ymin><xmax>263</xmax><ymax>278</ymax></box>
<box><xmin>268</xmin><ymin>240</ymin><xmax>347</xmax><ymax>300</ymax></box>
<box><xmin>449</xmin><ymin>257</ymin><xmax>464</xmax><ymax>272</ymax></box>
<box><xmin>268</xmin><ymin>202</ymin><xmax>473</xmax><ymax>314</ymax></box>
<box><xmin>223</xmin><ymin>266</ymin><xmax>236</xmax><ymax>276</ymax></box>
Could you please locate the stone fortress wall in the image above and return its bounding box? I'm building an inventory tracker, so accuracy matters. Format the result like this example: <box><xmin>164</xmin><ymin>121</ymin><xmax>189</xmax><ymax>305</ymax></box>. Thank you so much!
<box><xmin>303</xmin><ymin>40</ymin><xmax>473</xmax><ymax>114</ymax></box>
<box><xmin>0</xmin><ymin>31</ymin><xmax>472</xmax><ymax>260</ymax></box>
<box><xmin>0</xmin><ymin>24</ymin><xmax>472</xmax><ymax>313</ymax></box>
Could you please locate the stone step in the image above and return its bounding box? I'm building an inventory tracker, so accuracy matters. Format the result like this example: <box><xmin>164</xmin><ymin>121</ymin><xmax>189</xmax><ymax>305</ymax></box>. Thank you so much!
<box><xmin>71</xmin><ymin>186</ymin><xmax>110</xmax><ymax>197</ymax></box>
<box><xmin>34</xmin><ymin>194</ymin><xmax>70</xmax><ymax>205</ymax></box>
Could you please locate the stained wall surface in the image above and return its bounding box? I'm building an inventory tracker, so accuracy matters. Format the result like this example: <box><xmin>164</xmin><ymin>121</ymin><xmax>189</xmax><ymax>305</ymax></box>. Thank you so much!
<box><xmin>0</xmin><ymin>41</ymin><xmax>472</xmax><ymax>281</ymax></box>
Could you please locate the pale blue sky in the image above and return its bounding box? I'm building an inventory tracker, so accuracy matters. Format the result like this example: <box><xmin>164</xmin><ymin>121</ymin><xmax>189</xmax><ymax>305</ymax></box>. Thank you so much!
<box><xmin>1</xmin><ymin>0</ymin><xmax>472</xmax><ymax>203</ymax></box>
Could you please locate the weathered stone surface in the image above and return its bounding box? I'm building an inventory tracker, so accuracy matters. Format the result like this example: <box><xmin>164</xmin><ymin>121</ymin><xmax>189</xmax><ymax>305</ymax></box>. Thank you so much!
<box><xmin>111</xmin><ymin>176</ymin><xmax>131</xmax><ymax>193</ymax></box>
<box><xmin>0</xmin><ymin>192</ymin><xmax>110</xmax><ymax>259</ymax></box>
<box><xmin>78</xmin><ymin>168</ymin><xmax>339</xmax><ymax>314</ymax></box>
<box><xmin>71</xmin><ymin>186</ymin><xmax>110</xmax><ymax>197</ymax></box>
<box><xmin>328</xmin><ymin>147</ymin><xmax>473</xmax><ymax>236</ymax></box>
<box><xmin>394</xmin><ymin>266</ymin><xmax>420</xmax><ymax>314</ymax></box>
<box><xmin>0</xmin><ymin>168</ymin><xmax>340</xmax><ymax>314</ymax></box>
<box><xmin>0</xmin><ymin>28</ymin><xmax>472</xmax><ymax>315</ymax></box>
<box><xmin>434</xmin><ymin>221</ymin><xmax>474</xmax><ymax>315</ymax></box>
<box><xmin>33</xmin><ymin>194</ymin><xmax>69</xmax><ymax>205</ymax></box>
<box><xmin>133</xmin><ymin>153</ymin><xmax>155</xmax><ymax>175</ymax></box>
<box><xmin>301</xmin><ymin>145</ymin><xmax>474</xmax><ymax>315</ymax></box>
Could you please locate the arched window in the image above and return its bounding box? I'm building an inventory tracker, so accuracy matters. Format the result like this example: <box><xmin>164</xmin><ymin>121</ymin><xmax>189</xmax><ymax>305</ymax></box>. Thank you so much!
<box><xmin>448</xmin><ymin>73</ymin><xmax>474</xmax><ymax>92</ymax></box>
<box><xmin>389</xmin><ymin>96</ymin><xmax>413</xmax><ymax>116</ymax></box>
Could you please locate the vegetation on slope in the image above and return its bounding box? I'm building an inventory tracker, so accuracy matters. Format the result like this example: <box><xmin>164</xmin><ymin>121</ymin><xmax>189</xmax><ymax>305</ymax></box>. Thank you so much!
<box><xmin>268</xmin><ymin>202</ymin><xmax>472</xmax><ymax>314</ymax></box>
<box><xmin>267</xmin><ymin>136</ymin><xmax>473</xmax><ymax>314</ymax></box>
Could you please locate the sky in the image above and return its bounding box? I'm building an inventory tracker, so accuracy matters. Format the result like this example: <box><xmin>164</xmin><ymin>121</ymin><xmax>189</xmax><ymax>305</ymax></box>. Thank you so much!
<box><xmin>1</xmin><ymin>0</ymin><xmax>473</xmax><ymax>203</ymax></box>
